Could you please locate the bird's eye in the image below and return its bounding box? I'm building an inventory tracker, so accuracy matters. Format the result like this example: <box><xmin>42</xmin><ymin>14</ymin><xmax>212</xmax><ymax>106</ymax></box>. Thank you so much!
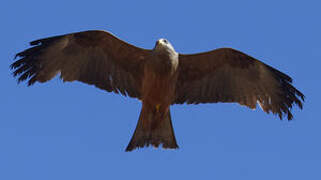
<box><xmin>163</xmin><ymin>39</ymin><xmax>168</xmax><ymax>43</ymax></box>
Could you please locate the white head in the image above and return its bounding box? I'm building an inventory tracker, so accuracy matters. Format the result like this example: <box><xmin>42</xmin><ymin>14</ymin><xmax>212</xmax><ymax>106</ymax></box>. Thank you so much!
<box><xmin>154</xmin><ymin>38</ymin><xmax>176</xmax><ymax>53</ymax></box>
<box><xmin>152</xmin><ymin>38</ymin><xmax>179</xmax><ymax>72</ymax></box>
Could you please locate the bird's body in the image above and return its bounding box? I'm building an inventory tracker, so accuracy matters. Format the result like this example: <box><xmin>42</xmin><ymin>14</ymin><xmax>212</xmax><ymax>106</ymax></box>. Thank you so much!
<box><xmin>11</xmin><ymin>30</ymin><xmax>304</xmax><ymax>151</ymax></box>
<box><xmin>127</xmin><ymin>39</ymin><xmax>180</xmax><ymax>150</ymax></box>
<box><xmin>142</xmin><ymin>39</ymin><xmax>179</xmax><ymax>108</ymax></box>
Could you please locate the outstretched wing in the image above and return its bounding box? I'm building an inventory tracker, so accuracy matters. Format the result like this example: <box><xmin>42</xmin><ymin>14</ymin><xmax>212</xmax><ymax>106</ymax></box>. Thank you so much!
<box><xmin>11</xmin><ymin>30</ymin><xmax>152</xmax><ymax>98</ymax></box>
<box><xmin>174</xmin><ymin>48</ymin><xmax>304</xmax><ymax>120</ymax></box>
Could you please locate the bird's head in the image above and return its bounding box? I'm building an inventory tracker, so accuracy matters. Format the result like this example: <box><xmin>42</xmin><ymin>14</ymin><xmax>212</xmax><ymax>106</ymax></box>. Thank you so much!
<box><xmin>154</xmin><ymin>38</ymin><xmax>176</xmax><ymax>53</ymax></box>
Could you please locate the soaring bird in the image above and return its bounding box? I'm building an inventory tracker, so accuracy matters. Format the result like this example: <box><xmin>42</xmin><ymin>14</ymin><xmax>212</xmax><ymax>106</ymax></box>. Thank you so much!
<box><xmin>11</xmin><ymin>30</ymin><xmax>304</xmax><ymax>151</ymax></box>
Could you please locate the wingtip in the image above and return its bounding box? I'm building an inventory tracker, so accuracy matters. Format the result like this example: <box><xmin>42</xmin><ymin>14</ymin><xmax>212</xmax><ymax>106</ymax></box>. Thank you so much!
<box><xmin>287</xmin><ymin>112</ymin><xmax>293</xmax><ymax>120</ymax></box>
<box><xmin>9</xmin><ymin>63</ymin><xmax>15</xmax><ymax>70</ymax></box>
<box><xmin>14</xmin><ymin>53</ymin><xmax>19</xmax><ymax>59</ymax></box>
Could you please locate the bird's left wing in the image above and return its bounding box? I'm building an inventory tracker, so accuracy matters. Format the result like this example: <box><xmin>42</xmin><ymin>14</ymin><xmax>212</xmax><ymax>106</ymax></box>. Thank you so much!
<box><xmin>11</xmin><ymin>30</ymin><xmax>152</xmax><ymax>98</ymax></box>
<box><xmin>174</xmin><ymin>48</ymin><xmax>304</xmax><ymax>120</ymax></box>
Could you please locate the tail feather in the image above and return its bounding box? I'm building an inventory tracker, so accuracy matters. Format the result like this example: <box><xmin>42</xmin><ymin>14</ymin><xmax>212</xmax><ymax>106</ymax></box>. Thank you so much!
<box><xmin>125</xmin><ymin>106</ymin><xmax>178</xmax><ymax>151</ymax></box>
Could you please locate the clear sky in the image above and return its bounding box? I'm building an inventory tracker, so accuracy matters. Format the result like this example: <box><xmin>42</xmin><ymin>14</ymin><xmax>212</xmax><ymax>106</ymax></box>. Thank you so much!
<box><xmin>1</xmin><ymin>0</ymin><xmax>320</xmax><ymax>179</ymax></box>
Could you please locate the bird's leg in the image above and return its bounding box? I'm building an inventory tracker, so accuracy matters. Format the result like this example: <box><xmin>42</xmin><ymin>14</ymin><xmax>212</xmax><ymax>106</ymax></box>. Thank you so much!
<box><xmin>155</xmin><ymin>104</ymin><xmax>161</xmax><ymax>113</ymax></box>
<box><xmin>151</xmin><ymin>104</ymin><xmax>163</xmax><ymax>130</ymax></box>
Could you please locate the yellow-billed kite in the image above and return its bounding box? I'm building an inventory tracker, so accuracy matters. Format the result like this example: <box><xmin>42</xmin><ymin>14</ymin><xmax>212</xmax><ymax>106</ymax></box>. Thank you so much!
<box><xmin>11</xmin><ymin>30</ymin><xmax>304</xmax><ymax>151</ymax></box>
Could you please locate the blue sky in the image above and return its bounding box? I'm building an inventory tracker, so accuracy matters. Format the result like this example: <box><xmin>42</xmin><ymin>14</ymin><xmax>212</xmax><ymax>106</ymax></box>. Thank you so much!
<box><xmin>1</xmin><ymin>0</ymin><xmax>320</xmax><ymax>179</ymax></box>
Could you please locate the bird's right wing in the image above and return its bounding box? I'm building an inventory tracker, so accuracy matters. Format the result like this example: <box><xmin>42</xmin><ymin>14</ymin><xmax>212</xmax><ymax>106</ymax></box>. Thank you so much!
<box><xmin>11</xmin><ymin>30</ymin><xmax>152</xmax><ymax>98</ymax></box>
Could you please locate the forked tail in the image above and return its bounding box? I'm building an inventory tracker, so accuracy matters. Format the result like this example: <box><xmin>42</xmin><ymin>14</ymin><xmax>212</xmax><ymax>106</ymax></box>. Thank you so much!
<box><xmin>125</xmin><ymin>105</ymin><xmax>178</xmax><ymax>151</ymax></box>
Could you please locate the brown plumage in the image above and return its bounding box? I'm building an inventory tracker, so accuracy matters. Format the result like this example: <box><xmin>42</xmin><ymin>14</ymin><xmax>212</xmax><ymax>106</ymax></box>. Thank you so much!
<box><xmin>11</xmin><ymin>30</ymin><xmax>304</xmax><ymax>151</ymax></box>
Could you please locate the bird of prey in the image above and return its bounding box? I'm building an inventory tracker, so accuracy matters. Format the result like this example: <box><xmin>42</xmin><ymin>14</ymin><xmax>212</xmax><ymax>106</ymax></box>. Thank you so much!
<box><xmin>11</xmin><ymin>30</ymin><xmax>304</xmax><ymax>151</ymax></box>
